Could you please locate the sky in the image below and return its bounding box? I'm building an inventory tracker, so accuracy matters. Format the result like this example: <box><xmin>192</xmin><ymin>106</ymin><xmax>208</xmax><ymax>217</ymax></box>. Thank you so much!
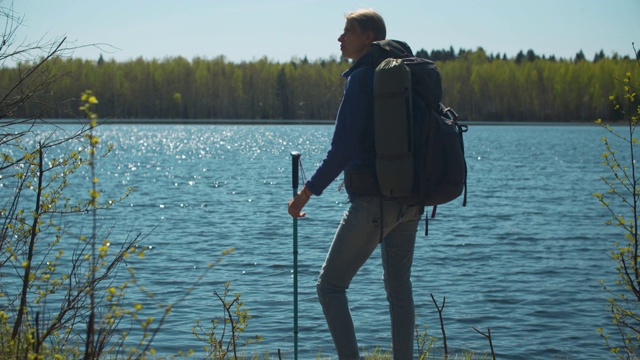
<box><xmin>7</xmin><ymin>0</ymin><xmax>640</xmax><ymax>64</ymax></box>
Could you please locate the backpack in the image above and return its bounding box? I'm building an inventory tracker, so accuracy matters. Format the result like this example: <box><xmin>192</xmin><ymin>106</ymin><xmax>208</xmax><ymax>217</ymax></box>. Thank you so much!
<box><xmin>370</xmin><ymin>40</ymin><xmax>468</xmax><ymax>234</ymax></box>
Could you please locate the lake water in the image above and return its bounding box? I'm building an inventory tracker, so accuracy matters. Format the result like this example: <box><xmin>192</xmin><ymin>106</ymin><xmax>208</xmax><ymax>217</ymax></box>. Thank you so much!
<box><xmin>2</xmin><ymin>123</ymin><xmax>626</xmax><ymax>359</ymax></box>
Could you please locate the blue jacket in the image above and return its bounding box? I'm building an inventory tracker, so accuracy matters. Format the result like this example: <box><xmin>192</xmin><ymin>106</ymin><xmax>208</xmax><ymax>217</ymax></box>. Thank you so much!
<box><xmin>305</xmin><ymin>53</ymin><xmax>376</xmax><ymax>197</ymax></box>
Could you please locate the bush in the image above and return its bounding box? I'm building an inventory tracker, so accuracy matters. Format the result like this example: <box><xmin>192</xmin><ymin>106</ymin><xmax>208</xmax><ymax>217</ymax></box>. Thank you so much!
<box><xmin>594</xmin><ymin>46</ymin><xmax>640</xmax><ymax>358</ymax></box>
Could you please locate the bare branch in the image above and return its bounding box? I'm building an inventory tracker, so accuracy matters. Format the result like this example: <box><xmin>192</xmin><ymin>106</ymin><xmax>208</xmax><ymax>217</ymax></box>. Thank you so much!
<box><xmin>472</xmin><ymin>326</ymin><xmax>496</xmax><ymax>360</ymax></box>
<box><xmin>429</xmin><ymin>293</ymin><xmax>448</xmax><ymax>358</ymax></box>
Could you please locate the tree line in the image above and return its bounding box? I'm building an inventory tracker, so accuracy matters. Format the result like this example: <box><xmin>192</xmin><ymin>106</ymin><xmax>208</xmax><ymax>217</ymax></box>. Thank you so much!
<box><xmin>1</xmin><ymin>47</ymin><xmax>637</xmax><ymax>122</ymax></box>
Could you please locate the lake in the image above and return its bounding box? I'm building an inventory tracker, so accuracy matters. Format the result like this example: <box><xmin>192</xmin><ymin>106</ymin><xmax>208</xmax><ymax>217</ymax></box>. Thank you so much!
<box><xmin>1</xmin><ymin>123</ymin><xmax>625</xmax><ymax>359</ymax></box>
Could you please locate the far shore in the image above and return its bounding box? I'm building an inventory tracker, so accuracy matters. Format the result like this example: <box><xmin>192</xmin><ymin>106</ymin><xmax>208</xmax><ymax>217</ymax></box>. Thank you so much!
<box><xmin>4</xmin><ymin>118</ymin><xmax>607</xmax><ymax>126</ymax></box>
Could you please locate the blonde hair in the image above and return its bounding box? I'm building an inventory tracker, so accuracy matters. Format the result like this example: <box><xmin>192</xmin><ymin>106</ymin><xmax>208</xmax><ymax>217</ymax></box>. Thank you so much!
<box><xmin>345</xmin><ymin>8</ymin><xmax>386</xmax><ymax>41</ymax></box>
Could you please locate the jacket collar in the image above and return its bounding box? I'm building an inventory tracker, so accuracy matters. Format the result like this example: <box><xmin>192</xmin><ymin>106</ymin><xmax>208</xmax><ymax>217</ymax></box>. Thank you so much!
<box><xmin>342</xmin><ymin>52</ymin><xmax>373</xmax><ymax>78</ymax></box>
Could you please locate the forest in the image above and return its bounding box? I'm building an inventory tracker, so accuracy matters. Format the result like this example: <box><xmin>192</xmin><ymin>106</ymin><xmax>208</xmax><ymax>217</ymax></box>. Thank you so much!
<box><xmin>1</xmin><ymin>47</ymin><xmax>637</xmax><ymax>122</ymax></box>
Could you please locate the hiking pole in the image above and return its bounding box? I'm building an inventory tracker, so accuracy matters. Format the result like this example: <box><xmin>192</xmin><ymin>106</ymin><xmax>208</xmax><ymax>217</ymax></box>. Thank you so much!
<box><xmin>290</xmin><ymin>151</ymin><xmax>300</xmax><ymax>360</ymax></box>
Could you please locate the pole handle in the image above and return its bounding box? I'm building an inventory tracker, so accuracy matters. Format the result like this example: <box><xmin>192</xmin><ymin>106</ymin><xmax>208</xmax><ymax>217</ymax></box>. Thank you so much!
<box><xmin>291</xmin><ymin>151</ymin><xmax>301</xmax><ymax>191</ymax></box>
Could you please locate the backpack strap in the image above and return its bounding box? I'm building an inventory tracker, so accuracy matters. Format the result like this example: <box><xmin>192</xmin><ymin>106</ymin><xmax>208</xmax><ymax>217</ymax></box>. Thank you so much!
<box><xmin>446</xmin><ymin>108</ymin><xmax>468</xmax><ymax>208</ymax></box>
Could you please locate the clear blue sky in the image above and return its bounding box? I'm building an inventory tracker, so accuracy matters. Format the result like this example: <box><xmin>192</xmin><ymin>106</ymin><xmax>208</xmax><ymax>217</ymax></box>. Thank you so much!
<box><xmin>9</xmin><ymin>0</ymin><xmax>640</xmax><ymax>63</ymax></box>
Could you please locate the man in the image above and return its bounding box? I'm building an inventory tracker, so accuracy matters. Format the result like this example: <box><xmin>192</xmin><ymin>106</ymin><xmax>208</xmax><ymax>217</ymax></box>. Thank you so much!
<box><xmin>288</xmin><ymin>8</ymin><xmax>421</xmax><ymax>360</ymax></box>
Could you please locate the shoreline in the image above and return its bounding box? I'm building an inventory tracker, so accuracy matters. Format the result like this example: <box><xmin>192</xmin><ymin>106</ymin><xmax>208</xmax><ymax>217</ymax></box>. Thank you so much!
<box><xmin>3</xmin><ymin>118</ymin><xmax>605</xmax><ymax>126</ymax></box>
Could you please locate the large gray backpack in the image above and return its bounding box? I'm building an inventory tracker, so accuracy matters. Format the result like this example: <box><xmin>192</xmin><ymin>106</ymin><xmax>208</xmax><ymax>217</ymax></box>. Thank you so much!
<box><xmin>370</xmin><ymin>40</ymin><xmax>467</xmax><ymax>232</ymax></box>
